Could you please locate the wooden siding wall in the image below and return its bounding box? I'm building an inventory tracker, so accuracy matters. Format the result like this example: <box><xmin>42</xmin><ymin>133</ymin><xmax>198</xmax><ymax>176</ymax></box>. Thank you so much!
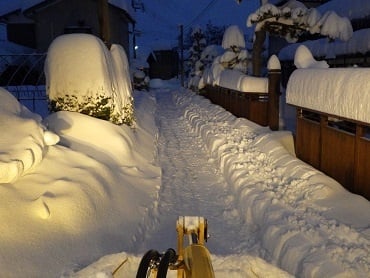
<box><xmin>295</xmin><ymin>108</ymin><xmax>370</xmax><ymax>201</ymax></box>
<box><xmin>30</xmin><ymin>0</ymin><xmax>131</xmax><ymax>53</ymax></box>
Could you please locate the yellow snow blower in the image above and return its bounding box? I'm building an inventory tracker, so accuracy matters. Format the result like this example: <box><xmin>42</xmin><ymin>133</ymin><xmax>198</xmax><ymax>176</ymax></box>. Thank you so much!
<box><xmin>136</xmin><ymin>216</ymin><xmax>215</xmax><ymax>278</ymax></box>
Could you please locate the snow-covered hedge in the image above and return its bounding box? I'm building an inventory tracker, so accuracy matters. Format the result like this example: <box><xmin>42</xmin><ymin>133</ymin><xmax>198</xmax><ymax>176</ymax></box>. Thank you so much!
<box><xmin>45</xmin><ymin>34</ymin><xmax>134</xmax><ymax>126</ymax></box>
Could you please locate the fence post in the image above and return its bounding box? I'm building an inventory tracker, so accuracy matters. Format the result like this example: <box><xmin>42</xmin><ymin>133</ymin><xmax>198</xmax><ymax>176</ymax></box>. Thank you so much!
<box><xmin>267</xmin><ymin>55</ymin><xmax>281</xmax><ymax>131</ymax></box>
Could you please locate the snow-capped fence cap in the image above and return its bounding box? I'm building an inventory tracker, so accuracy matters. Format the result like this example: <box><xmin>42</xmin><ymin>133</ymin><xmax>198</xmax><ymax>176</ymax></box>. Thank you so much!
<box><xmin>267</xmin><ymin>55</ymin><xmax>281</xmax><ymax>71</ymax></box>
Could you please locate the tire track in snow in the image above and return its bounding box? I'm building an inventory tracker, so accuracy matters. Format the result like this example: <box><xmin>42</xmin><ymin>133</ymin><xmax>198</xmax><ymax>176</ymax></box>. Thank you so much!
<box><xmin>134</xmin><ymin>89</ymin><xmax>250</xmax><ymax>255</ymax></box>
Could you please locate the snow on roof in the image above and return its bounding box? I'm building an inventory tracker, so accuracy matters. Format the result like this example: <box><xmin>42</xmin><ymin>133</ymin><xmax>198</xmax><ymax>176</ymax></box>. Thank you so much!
<box><xmin>278</xmin><ymin>28</ymin><xmax>370</xmax><ymax>60</ymax></box>
<box><xmin>318</xmin><ymin>0</ymin><xmax>370</xmax><ymax>20</ymax></box>
<box><xmin>286</xmin><ymin>67</ymin><xmax>370</xmax><ymax>123</ymax></box>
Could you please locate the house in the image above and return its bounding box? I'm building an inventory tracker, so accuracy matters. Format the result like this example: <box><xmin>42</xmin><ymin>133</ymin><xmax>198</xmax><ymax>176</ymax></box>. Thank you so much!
<box><xmin>147</xmin><ymin>49</ymin><xmax>179</xmax><ymax>80</ymax></box>
<box><xmin>0</xmin><ymin>0</ymin><xmax>135</xmax><ymax>55</ymax></box>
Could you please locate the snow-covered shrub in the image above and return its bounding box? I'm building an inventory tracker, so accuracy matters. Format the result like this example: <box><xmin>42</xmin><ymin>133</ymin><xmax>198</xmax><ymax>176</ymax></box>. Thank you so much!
<box><xmin>45</xmin><ymin>34</ymin><xmax>134</xmax><ymax>126</ymax></box>
<box><xmin>247</xmin><ymin>0</ymin><xmax>353</xmax><ymax>43</ymax></box>
<box><xmin>219</xmin><ymin>25</ymin><xmax>249</xmax><ymax>73</ymax></box>
<box><xmin>186</xmin><ymin>26</ymin><xmax>207</xmax><ymax>80</ymax></box>
<box><xmin>205</xmin><ymin>25</ymin><xmax>250</xmax><ymax>86</ymax></box>
<box><xmin>188</xmin><ymin>44</ymin><xmax>223</xmax><ymax>90</ymax></box>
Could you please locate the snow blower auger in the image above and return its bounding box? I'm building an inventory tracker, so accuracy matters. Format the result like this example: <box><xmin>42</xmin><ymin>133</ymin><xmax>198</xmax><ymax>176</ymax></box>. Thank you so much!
<box><xmin>136</xmin><ymin>216</ymin><xmax>215</xmax><ymax>278</ymax></box>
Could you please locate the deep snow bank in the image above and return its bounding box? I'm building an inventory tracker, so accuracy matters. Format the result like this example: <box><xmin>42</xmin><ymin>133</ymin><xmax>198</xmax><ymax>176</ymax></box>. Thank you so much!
<box><xmin>0</xmin><ymin>89</ymin><xmax>161</xmax><ymax>278</ymax></box>
<box><xmin>0</xmin><ymin>88</ymin><xmax>59</xmax><ymax>183</ymax></box>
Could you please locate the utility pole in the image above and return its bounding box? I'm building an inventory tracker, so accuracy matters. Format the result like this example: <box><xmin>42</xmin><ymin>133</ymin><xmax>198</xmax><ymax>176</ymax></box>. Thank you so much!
<box><xmin>179</xmin><ymin>24</ymin><xmax>184</xmax><ymax>87</ymax></box>
<box><xmin>98</xmin><ymin>0</ymin><xmax>111</xmax><ymax>48</ymax></box>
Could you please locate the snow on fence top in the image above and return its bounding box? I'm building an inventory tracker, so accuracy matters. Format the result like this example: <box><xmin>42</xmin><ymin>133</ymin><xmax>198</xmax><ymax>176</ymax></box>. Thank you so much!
<box><xmin>286</xmin><ymin>67</ymin><xmax>370</xmax><ymax>123</ymax></box>
<box><xmin>218</xmin><ymin>69</ymin><xmax>269</xmax><ymax>93</ymax></box>
<box><xmin>214</xmin><ymin>55</ymin><xmax>281</xmax><ymax>93</ymax></box>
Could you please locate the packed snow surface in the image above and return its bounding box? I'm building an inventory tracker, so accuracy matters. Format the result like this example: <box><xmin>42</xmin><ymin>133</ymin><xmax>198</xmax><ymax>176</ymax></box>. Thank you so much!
<box><xmin>1</xmin><ymin>80</ymin><xmax>369</xmax><ymax>277</ymax></box>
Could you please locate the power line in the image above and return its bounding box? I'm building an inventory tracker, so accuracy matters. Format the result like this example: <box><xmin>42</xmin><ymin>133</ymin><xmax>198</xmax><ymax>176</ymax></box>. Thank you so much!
<box><xmin>184</xmin><ymin>0</ymin><xmax>219</xmax><ymax>31</ymax></box>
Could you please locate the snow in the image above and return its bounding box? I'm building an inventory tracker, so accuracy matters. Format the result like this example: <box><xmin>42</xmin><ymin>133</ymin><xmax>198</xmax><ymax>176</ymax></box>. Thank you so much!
<box><xmin>45</xmin><ymin>33</ymin><xmax>134</xmax><ymax>125</ymax></box>
<box><xmin>247</xmin><ymin>0</ymin><xmax>353</xmax><ymax>43</ymax></box>
<box><xmin>45</xmin><ymin>34</ymin><xmax>114</xmax><ymax>103</ymax></box>
<box><xmin>267</xmin><ymin>54</ymin><xmax>281</xmax><ymax>70</ymax></box>
<box><xmin>318</xmin><ymin>0</ymin><xmax>370</xmax><ymax>20</ymax></box>
<box><xmin>286</xmin><ymin>67</ymin><xmax>370</xmax><ymax>123</ymax></box>
<box><xmin>287</xmin><ymin>45</ymin><xmax>370</xmax><ymax>123</ymax></box>
<box><xmin>1</xmin><ymin>78</ymin><xmax>370</xmax><ymax>277</ymax></box>
<box><xmin>110</xmin><ymin>43</ymin><xmax>133</xmax><ymax>107</ymax></box>
<box><xmin>294</xmin><ymin>45</ymin><xmax>329</xmax><ymax>69</ymax></box>
<box><xmin>313</xmin><ymin>10</ymin><xmax>353</xmax><ymax>41</ymax></box>
<box><xmin>0</xmin><ymin>87</ymin><xmax>52</xmax><ymax>183</ymax></box>
<box><xmin>279</xmin><ymin>28</ymin><xmax>370</xmax><ymax>61</ymax></box>
<box><xmin>222</xmin><ymin>25</ymin><xmax>246</xmax><ymax>49</ymax></box>
<box><xmin>0</xmin><ymin>0</ymin><xmax>370</xmax><ymax>277</ymax></box>
<box><xmin>218</xmin><ymin>69</ymin><xmax>268</xmax><ymax>93</ymax></box>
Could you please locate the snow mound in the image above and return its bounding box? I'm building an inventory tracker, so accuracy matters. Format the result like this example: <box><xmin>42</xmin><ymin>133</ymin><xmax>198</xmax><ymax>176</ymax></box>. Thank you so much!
<box><xmin>294</xmin><ymin>45</ymin><xmax>329</xmax><ymax>69</ymax></box>
<box><xmin>0</xmin><ymin>88</ymin><xmax>59</xmax><ymax>183</ymax></box>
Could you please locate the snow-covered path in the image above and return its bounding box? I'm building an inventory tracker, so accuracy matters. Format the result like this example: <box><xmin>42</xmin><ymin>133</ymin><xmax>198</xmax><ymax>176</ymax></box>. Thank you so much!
<box><xmin>135</xmin><ymin>88</ymin><xmax>247</xmax><ymax>255</ymax></box>
<box><xmin>127</xmin><ymin>86</ymin><xmax>370</xmax><ymax>277</ymax></box>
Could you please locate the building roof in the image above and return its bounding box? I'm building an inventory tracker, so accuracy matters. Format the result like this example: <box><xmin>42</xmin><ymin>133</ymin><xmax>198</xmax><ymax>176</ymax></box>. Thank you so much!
<box><xmin>0</xmin><ymin>0</ymin><xmax>135</xmax><ymax>22</ymax></box>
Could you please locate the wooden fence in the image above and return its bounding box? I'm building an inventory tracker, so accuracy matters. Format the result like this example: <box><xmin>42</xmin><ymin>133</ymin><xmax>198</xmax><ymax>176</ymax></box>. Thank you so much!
<box><xmin>199</xmin><ymin>69</ymin><xmax>281</xmax><ymax>131</ymax></box>
<box><xmin>295</xmin><ymin>108</ymin><xmax>370</xmax><ymax>201</ymax></box>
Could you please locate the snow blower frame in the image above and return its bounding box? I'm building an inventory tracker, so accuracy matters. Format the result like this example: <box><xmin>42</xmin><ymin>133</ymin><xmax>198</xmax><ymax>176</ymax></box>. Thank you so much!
<box><xmin>136</xmin><ymin>216</ymin><xmax>215</xmax><ymax>278</ymax></box>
